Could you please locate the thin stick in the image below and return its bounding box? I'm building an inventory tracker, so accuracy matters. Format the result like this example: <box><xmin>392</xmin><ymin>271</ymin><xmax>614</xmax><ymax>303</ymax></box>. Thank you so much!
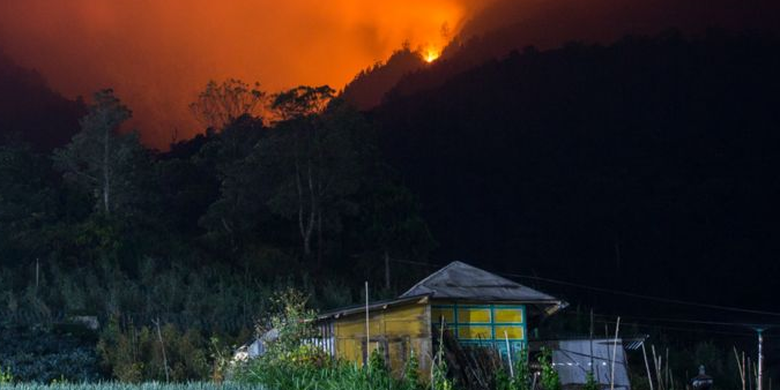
<box><xmin>665</xmin><ymin>348</ymin><xmax>670</xmax><ymax>390</ymax></box>
<box><xmin>35</xmin><ymin>258</ymin><xmax>40</xmax><ymax>298</ymax></box>
<box><xmin>589</xmin><ymin>309</ymin><xmax>595</xmax><ymax>369</ymax></box>
<box><xmin>735</xmin><ymin>347</ymin><xmax>746</xmax><ymax>390</ymax></box>
<box><xmin>643</xmin><ymin>342</ymin><xmax>655</xmax><ymax>390</ymax></box>
<box><xmin>610</xmin><ymin>317</ymin><xmax>621</xmax><ymax>390</ymax></box>
<box><xmin>652</xmin><ymin>345</ymin><xmax>663</xmax><ymax>390</ymax></box>
<box><xmin>365</xmin><ymin>281</ymin><xmax>370</xmax><ymax>368</ymax></box>
<box><xmin>505</xmin><ymin>331</ymin><xmax>514</xmax><ymax>378</ymax></box>
<box><xmin>749</xmin><ymin>357</ymin><xmax>754</xmax><ymax>390</ymax></box>
<box><xmin>152</xmin><ymin>318</ymin><xmax>170</xmax><ymax>382</ymax></box>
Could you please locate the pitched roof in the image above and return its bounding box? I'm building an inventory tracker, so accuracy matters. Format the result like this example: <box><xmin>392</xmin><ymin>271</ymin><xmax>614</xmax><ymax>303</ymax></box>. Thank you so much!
<box><xmin>401</xmin><ymin>261</ymin><xmax>562</xmax><ymax>304</ymax></box>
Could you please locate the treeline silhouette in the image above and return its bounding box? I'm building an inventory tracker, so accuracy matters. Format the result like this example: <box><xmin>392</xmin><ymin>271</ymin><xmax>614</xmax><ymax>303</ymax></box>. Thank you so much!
<box><xmin>374</xmin><ymin>30</ymin><xmax>780</xmax><ymax>314</ymax></box>
<box><xmin>341</xmin><ymin>47</ymin><xmax>427</xmax><ymax>110</ymax></box>
<box><xmin>387</xmin><ymin>0</ymin><xmax>780</xmax><ymax>104</ymax></box>
<box><xmin>0</xmin><ymin>50</ymin><xmax>85</xmax><ymax>151</ymax></box>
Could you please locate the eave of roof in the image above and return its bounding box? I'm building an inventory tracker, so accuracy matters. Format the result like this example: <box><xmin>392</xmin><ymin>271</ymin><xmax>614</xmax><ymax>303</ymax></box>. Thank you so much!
<box><xmin>317</xmin><ymin>294</ymin><xmax>431</xmax><ymax>321</ymax></box>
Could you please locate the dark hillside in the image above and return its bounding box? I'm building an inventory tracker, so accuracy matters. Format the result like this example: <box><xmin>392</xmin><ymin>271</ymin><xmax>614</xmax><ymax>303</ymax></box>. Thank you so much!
<box><xmin>341</xmin><ymin>48</ymin><xmax>427</xmax><ymax>110</ymax></box>
<box><xmin>388</xmin><ymin>0</ymin><xmax>780</xmax><ymax>103</ymax></box>
<box><xmin>374</xmin><ymin>31</ymin><xmax>780</xmax><ymax>314</ymax></box>
<box><xmin>0</xmin><ymin>50</ymin><xmax>85</xmax><ymax>151</ymax></box>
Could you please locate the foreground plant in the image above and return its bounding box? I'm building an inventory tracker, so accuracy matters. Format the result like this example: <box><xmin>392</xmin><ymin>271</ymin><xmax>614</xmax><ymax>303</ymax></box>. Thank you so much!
<box><xmin>0</xmin><ymin>366</ymin><xmax>13</xmax><ymax>384</ymax></box>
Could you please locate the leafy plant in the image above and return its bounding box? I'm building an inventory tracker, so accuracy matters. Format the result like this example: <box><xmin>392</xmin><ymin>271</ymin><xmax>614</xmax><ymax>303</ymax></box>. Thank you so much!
<box><xmin>0</xmin><ymin>365</ymin><xmax>13</xmax><ymax>384</ymax></box>
<box><xmin>258</xmin><ymin>288</ymin><xmax>320</xmax><ymax>365</ymax></box>
<box><xmin>584</xmin><ymin>370</ymin><xmax>600</xmax><ymax>390</ymax></box>
<box><xmin>494</xmin><ymin>366</ymin><xmax>512</xmax><ymax>390</ymax></box>
<box><xmin>431</xmin><ymin>324</ymin><xmax>454</xmax><ymax>390</ymax></box>
<box><xmin>402</xmin><ymin>349</ymin><xmax>422</xmax><ymax>390</ymax></box>
<box><xmin>369</xmin><ymin>345</ymin><xmax>389</xmax><ymax>378</ymax></box>
<box><xmin>512</xmin><ymin>348</ymin><xmax>531</xmax><ymax>390</ymax></box>
<box><xmin>495</xmin><ymin>348</ymin><xmax>531</xmax><ymax>390</ymax></box>
<box><xmin>538</xmin><ymin>347</ymin><xmax>561</xmax><ymax>390</ymax></box>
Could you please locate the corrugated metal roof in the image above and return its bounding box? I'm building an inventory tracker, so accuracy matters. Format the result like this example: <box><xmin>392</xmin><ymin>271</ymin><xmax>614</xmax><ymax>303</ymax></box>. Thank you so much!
<box><xmin>401</xmin><ymin>261</ymin><xmax>562</xmax><ymax>304</ymax></box>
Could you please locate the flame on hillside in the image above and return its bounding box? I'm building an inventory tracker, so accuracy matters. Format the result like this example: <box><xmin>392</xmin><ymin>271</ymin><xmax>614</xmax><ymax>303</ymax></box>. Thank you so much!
<box><xmin>424</xmin><ymin>48</ymin><xmax>441</xmax><ymax>63</ymax></box>
<box><xmin>0</xmin><ymin>0</ymin><xmax>487</xmax><ymax>148</ymax></box>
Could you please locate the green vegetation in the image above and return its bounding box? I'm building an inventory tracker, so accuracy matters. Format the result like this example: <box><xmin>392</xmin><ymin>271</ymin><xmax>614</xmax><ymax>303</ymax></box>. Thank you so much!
<box><xmin>0</xmin><ymin>327</ymin><xmax>99</xmax><ymax>383</ymax></box>
<box><xmin>231</xmin><ymin>289</ymin><xmax>427</xmax><ymax>390</ymax></box>
<box><xmin>583</xmin><ymin>371</ymin><xmax>599</xmax><ymax>390</ymax></box>
<box><xmin>537</xmin><ymin>348</ymin><xmax>560</xmax><ymax>390</ymax></box>
<box><xmin>0</xmin><ymin>81</ymin><xmax>435</xmax><ymax>383</ymax></box>
<box><xmin>0</xmin><ymin>384</ymin><xmax>264</xmax><ymax>390</ymax></box>
<box><xmin>0</xmin><ymin>366</ymin><xmax>12</xmax><ymax>384</ymax></box>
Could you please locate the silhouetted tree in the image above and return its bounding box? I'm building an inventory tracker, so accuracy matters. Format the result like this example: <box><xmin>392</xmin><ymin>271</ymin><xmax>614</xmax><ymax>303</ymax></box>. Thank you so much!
<box><xmin>54</xmin><ymin>89</ymin><xmax>147</xmax><ymax>216</ymax></box>
<box><xmin>197</xmin><ymin>115</ymin><xmax>270</xmax><ymax>254</ymax></box>
<box><xmin>189</xmin><ymin>79</ymin><xmax>266</xmax><ymax>130</ymax></box>
<box><xmin>262</xmin><ymin>86</ymin><xmax>343</xmax><ymax>264</ymax></box>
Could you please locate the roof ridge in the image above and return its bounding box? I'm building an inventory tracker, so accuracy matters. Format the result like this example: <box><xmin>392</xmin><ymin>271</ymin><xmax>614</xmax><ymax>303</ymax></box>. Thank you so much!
<box><xmin>400</xmin><ymin>260</ymin><xmax>562</xmax><ymax>305</ymax></box>
<box><xmin>400</xmin><ymin>260</ymin><xmax>464</xmax><ymax>297</ymax></box>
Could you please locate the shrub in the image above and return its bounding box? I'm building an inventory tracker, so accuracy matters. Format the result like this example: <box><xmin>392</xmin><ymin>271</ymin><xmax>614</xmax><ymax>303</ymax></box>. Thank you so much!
<box><xmin>97</xmin><ymin>316</ymin><xmax>210</xmax><ymax>382</ymax></box>
<box><xmin>0</xmin><ymin>326</ymin><xmax>101</xmax><ymax>383</ymax></box>
<box><xmin>431</xmin><ymin>325</ymin><xmax>454</xmax><ymax>390</ymax></box>
<box><xmin>584</xmin><ymin>371</ymin><xmax>599</xmax><ymax>390</ymax></box>
<box><xmin>402</xmin><ymin>349</ymin><xmax>421</xmax><ymax>390</ymax></box>
<box><xmin>0</xmin><ymin>365</ymin><xmax>13</xmax><ymax>384</ymax></box>
<box><xmin>234</xmin><ymin>288</ymin><xmax>415</xmax><ymax>390</ymax></box>
<box><xmin>538</xmin><ymin>347</ymin><xmax>561</xmax><ymax>390</ymax></box>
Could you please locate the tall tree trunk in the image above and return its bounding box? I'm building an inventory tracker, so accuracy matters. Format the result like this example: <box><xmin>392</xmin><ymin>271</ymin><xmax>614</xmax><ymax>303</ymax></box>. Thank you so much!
<box><xmin>103</xmin><ymin>126</ymin><xmax>110</xmax><ymax>215</ymax></box>
<box><xmin>295</xmin><ymin>160</ymin><xmax>310</xmax><ymax>256</ymax></box>
<box><xmin>295</xmin><ymin>159</ymin><xmax>316</xmax><ymax>257</ymax></box>
<box><xmin>317</xmin><ymin>211</ymin><xmax>323</xmax><ymax>270</ymax></box>
<box><xmin>384</xmin><ymin>251</ymin><xmax>391</xmax><ymax>291</ymax></box>
<box><xmin>304</xmin><ymin>163</ymin><xmax>316</xmax><ymax>256</ymax></box>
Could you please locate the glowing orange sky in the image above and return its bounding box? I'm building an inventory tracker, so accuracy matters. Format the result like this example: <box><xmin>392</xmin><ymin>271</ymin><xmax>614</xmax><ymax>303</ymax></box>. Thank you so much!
<box><xmin>0</xmin><ymin>0</ymin><xmax>483</xmax><ymax>148</ymax></box>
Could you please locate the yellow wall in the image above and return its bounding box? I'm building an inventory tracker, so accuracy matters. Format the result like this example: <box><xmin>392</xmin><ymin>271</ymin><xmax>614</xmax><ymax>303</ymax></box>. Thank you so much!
<box><xmin>332</xmin><ymin>303</ymin><xmax>431</xmax><ymax>377</ymax></box>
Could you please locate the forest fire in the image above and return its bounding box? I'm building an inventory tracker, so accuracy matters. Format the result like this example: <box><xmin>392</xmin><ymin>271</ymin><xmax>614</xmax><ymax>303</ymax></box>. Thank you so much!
<box><xmin>0</xmin><ymin>0</ymin><xmax>478</xmax><ymax>148</ymax></box>
<box><xmin>424</xmin><ymin>48</ymin><xmax>441</xmax><ymax>63</ymax></box>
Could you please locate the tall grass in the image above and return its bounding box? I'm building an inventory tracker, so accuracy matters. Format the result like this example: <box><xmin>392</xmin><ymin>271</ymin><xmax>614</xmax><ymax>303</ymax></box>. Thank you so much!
<box><xmin>0</xmin><ymin>383</ymin><xmax>265</xmax><ymax>390</ymax></box>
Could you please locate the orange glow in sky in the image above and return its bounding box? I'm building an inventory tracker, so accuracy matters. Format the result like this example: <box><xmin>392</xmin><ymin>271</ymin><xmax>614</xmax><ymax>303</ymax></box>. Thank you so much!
<box><xmin>0</xmin><ymin>0</ymin><xmax>485</xmax><ymax>148</ymax></box>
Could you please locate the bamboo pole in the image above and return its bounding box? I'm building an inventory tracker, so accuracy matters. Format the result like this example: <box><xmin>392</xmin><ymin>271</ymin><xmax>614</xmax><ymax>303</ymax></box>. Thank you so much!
<box><xmin>665</xmin><ymin>348</ymin><xmax>671</xmax><ymax>390</ymax></box>
<box><xmin>152</xmin><ymin>318</ymin><xmax>170</xmax><ymax>382</ymax></box>
<box><xmin>735</xmin><ymin>347</ymin><xmax>747</xmax><ymax>390</ymax></box>
<box><xmin>610</xmin><ymin>317</ymin><xmax>621</xmax><ymax>390</ymax></box>
<box><xmin>505</xmin><ymin>331</ymin><xmax>514</xmax><ymax>378</ymax></box>
<box><xmin>758</xmin><ymin>329</ymin><xmax>765</xmax><ymax>390</ymax></box>
<box><xmin>365</xmin><ymin>281</ymin><xmax>370</xmax><ymax>368</ymax></box>
<box><xmin>643</xmin><ymin>342</ymin><xmax>655</xmax><ymax>390</ymax></box>
<box><xmin>652</xmin><ymin>345</ymin><xmax>663</xmax><ymax>390</ymax></box>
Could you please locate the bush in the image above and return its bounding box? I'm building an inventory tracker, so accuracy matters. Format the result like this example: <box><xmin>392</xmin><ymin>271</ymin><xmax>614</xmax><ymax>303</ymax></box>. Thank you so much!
<box><xmin>0</xmin><ymin>365</ymin><xmax>13</xmax><ymax>384</ymax></box>
<box><xmin>234</xmin><ymin>288</ymin><xmax>418</xmax><ymax>390</ymax></box>
<box><xmin>538</xmin><ymin>347</ymin><xmax>561</xmax><ymax>390</ymax></box>
<box><xmin>97</xmin><ymin>316</ymin><xmax>212</xmax><ymax>382</ymax></box>
<box><xmin>0</xmin><ymin>326</ymin><xmax>101</xmax><ymax>383</ymax></box>
<box><xmin>584</xmin><ymin>371</ymin><xmax>599</xmax><ymax>390</ymax></box>
<box><xmin>402</xmin><ymin>349</ymin><xmax>422</xmax><ymax>390</ymax></box>
<box><xmin>0</xmin><ymin>383</ymin><xmax>267</xmax><ymax>390</ymax></box>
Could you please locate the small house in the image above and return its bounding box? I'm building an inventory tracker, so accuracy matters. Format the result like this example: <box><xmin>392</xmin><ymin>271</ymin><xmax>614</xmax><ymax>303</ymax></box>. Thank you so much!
<box><xmin>314</xmin><ymin>261</ymin><xmax>566</xmax><ymax>376</ymax></box>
